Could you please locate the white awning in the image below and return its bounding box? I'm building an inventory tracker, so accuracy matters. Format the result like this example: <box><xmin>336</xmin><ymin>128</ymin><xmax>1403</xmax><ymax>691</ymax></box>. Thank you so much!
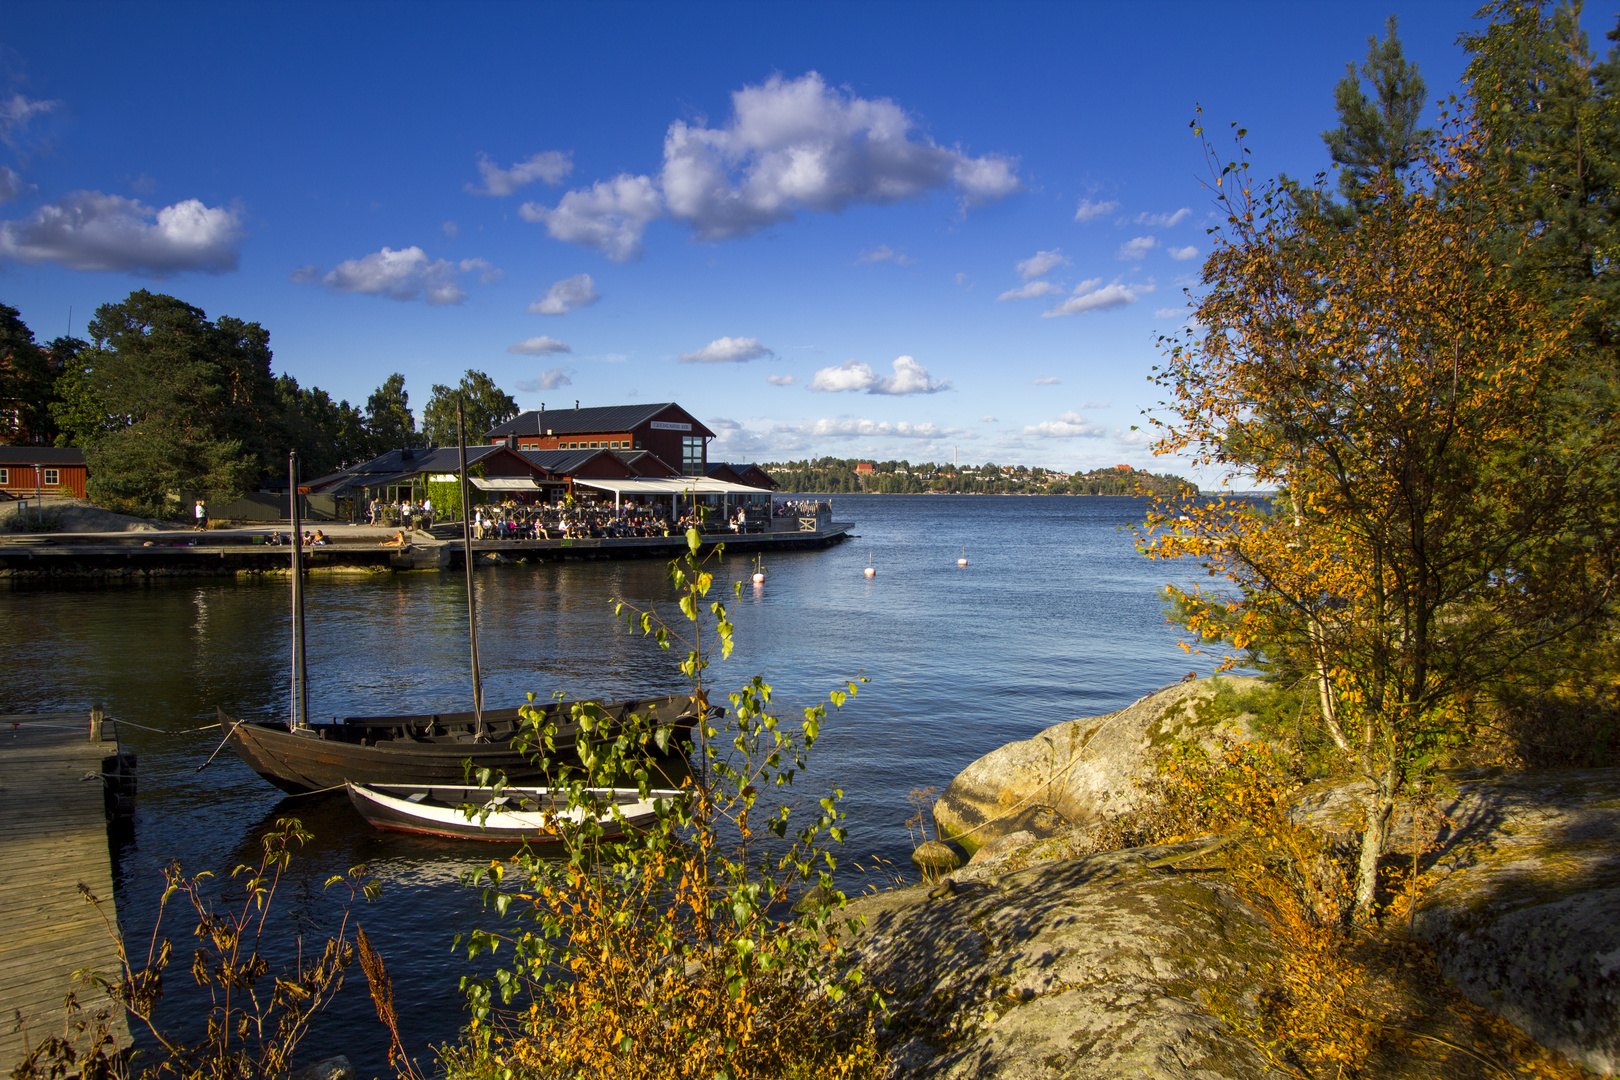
<box><xmin>573</xmin><ymin>477</ymin><xmax>770</xmax><ymax>496</ymax></box>
<box><xmin>470</xmin><ymin>477</ymin><xmax>543</xmax><ymax>491</ymax></box>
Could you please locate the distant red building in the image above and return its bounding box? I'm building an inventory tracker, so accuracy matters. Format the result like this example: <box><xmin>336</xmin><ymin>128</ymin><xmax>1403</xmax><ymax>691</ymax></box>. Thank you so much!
<box><xmin>855</xmin><ymin>462</ymin><xmax>874</xmax><ymax>476</ymax></box>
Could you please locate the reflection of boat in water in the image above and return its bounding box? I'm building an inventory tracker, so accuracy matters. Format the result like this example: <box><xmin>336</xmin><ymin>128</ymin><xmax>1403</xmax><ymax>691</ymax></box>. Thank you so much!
<box><xmin>345</xmin><ymin>782</ymin><xmax>680</xmax><ymax>842</ymax></box>
<box><xmin>223</xmin><ymin>697</ymin><xmax>701</xmax><ymax>794</ymax></box>
<box><xmin>226</xmin><ymin>440</ymin><xmax>704</xmax><ymax>796</ymax></box>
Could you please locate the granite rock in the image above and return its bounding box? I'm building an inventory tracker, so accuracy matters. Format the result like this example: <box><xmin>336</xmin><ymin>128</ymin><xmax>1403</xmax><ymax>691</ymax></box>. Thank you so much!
<box><xmin>933</xmin><ymin>677</ymin><xmax>1265</xmax><ymax>855</ymax></box>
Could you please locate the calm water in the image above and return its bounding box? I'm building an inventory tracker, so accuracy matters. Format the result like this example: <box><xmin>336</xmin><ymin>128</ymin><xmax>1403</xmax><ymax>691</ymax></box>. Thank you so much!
<box><xmin>4</xmin><ymin>495</ymin><xmax>1220</xmax><ymax>1071</ymax></box>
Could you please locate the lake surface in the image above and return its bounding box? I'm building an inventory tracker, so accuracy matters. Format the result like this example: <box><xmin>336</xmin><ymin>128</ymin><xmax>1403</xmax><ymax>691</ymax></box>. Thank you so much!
<box><xmin>3</xmin><ymin>494</ymin><xmax>1224</xmax><ymax>1072</ymax></box>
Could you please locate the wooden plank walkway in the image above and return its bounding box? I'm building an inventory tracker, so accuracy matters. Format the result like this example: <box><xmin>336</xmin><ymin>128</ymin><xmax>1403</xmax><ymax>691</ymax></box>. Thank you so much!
<box><xmin>0</xmin><ymin>712</ymin><xmax>131</xmax><ymax>1073</ymax></box>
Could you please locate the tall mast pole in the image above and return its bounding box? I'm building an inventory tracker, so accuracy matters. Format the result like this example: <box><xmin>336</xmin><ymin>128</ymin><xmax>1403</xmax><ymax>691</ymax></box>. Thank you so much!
<box><xmin>458</xmin><ymin>402</ymin><xmax>485</xmax><ymax>737</ymax></box>
<box><xmin>288</xmin><ymin>451</ymin><xmax>308</xmax><ymax>729</ymax></box>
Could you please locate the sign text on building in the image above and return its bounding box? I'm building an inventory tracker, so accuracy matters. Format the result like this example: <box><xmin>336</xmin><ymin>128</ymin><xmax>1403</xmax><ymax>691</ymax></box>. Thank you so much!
<box><xmin>650</xmin><ymin>421</ymin><xmax>692</xmax><ymax>432</ymax></box>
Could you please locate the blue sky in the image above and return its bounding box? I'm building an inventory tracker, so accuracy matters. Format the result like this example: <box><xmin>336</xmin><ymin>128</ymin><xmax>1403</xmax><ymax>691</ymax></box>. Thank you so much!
<box><xmin>0</xmin><ymin>1</ymin><xmax>1564</xmax><ymax>479</ymax></box>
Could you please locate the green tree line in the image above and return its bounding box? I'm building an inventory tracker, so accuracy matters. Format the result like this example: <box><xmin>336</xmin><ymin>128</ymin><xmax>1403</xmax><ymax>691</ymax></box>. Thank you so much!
<box><xmin>0</xmin><ymin>290</ymin><xmax>517</xmax><ymax>517</ymax></box>
<box><xmin>764</xmin><ymin>457</ymin><xmax>1196</xmax><ymax>496</ymax></box>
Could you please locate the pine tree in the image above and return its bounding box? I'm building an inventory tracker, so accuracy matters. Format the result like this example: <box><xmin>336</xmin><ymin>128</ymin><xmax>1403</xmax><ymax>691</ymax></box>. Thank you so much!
<box><xmin>1324</xmin><ymin>16</ymin><xmax>1433</xmax><ymax>207</ymax></box>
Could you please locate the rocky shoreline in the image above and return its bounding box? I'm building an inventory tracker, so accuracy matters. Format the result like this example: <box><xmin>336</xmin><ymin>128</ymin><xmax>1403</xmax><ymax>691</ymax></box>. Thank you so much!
<box><xmin>843</xmin><ymin>678</ymin><xmax>1619</xmax><ymax>1077</ymax></box>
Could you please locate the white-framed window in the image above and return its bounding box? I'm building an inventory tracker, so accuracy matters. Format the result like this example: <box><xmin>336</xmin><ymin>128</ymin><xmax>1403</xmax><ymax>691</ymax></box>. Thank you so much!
<box><xmin>682</xmin><ymin>436</ymin><xmax>704</xmax><ymax>475</ymax></box>
<box><xmin>42</xmin><ymin>468</ymin><xmax>59</xmax><ymax>486</ymax></box>
<box><xmin>0</xmin><ymin>467</ymin><xmax>8</xmax><ymax>485</ymax></box>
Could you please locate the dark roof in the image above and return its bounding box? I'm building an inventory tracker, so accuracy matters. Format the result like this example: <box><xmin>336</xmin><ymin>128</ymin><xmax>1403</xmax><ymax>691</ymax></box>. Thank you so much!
<box><xmin>486</xmin><ymin>402</ymin><xmax>714</xmax><ymax>439</ymax></box>
<box><xmin>0</xmin><ymin>446</ymin><xmax>86</xmax><ymax>465</ymax></box>
<box><xmin>614</xmin><ymin>450</ymin><xmax>679</xmax><ymax>477</ymax></box>
<box><xmin>343</xmin><ymin>445</ymin><xmax>503</xmax><ymax>478</ymax></box>
<box><xmin>708</xmin><ymin>461</ymin><xmax>777</xmax><ymax>489</ymax></box>
<box><xmin>517</xmin><ymin>449</ymin><xmax>604</xmax><ymax>476</ymax></box>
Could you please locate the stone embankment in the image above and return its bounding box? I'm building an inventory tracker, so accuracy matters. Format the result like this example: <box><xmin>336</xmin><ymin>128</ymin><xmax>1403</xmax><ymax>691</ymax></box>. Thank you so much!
<box><xmin>843</xmin><ymin>678</ymin><xmax>1618</xmax><ymax>1077</ymax></box>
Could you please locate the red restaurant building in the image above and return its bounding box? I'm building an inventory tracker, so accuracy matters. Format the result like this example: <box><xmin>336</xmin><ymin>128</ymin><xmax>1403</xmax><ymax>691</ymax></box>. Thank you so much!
<box><xmin>485</xmin><ymin>402</ymin><xmax>715</xmax><ymax>476</ymax></box>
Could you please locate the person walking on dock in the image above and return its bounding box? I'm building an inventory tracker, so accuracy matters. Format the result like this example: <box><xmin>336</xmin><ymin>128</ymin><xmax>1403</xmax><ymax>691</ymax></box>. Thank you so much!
<box><xmin>194</xmin><ymin>500</ymin><xmax>206</xmax><ymax>531</ymax></box>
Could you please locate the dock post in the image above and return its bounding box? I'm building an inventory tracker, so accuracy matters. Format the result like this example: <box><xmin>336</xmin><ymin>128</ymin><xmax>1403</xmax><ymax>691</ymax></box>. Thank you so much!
<box><xmin>89</xmin><ymin>701</ymin><xmax>103</xmax><ymax>741</ymax></box>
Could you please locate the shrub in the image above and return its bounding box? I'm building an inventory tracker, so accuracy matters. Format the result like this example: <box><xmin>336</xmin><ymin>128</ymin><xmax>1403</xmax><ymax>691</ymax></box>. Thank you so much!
<box><xmin>12</xmin><ymin>818</ymin><xmax>377</xmax><ymax>1080</ymax></box>
<box><xmin>442</xmin><ymin>529</ymin><xmax>885</xmax><ymax>1080</ymax></box>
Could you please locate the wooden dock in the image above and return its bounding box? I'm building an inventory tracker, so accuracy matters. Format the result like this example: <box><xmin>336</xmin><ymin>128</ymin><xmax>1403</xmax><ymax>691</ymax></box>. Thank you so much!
<box><xmin>0</xmin><ymin>522</ymin><xmax>854</xmax><ymax>577</ymax></box>
<box><xmin>0</xmin><ymin>711</ymin><xmax>132</xmax><ymax>1073</ymax></box>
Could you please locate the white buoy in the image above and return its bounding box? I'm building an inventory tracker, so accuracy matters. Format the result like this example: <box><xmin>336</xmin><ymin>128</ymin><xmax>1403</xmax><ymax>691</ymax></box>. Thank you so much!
<box><xmin>864</xmin><ymin>549</ymin><xmax>876</xmax><ymax>578</ymax></box>
<box><xmin>752</xmin><ymin>556</ymin><xmax>766</xmax><ymax>585</ymax></box>
<box><xmin>957</xmin><ymin>543</ymin><xmax>968</xmax><ymax>567</ymax></box>
<box><xmin>752</xmin><ymin>572</ymin><xmax>766</xmax><ymax>584</ymax></box>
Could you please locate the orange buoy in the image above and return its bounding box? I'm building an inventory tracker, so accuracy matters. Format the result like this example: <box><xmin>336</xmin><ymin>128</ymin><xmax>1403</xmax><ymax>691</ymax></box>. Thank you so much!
<box><xmin>957</xmin><ymin>543</ymin><xmax>967</xmax><ymax>567</ymax></box>
<box><xmin>864</xmin><ymin>549</ymin><xmax>876</xmax><ymax>577</ymax></box>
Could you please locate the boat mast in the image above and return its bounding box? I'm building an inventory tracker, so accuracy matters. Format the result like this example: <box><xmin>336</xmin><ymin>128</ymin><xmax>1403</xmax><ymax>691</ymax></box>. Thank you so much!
<box><xmin>458</xmin><ymin>402</ymin><xmax>485</xmax><ymax>737</ymax></box>
<box><xmin>288</xmin><ymin>451</ymin><xmax>309</xmax><ymax>730</ymax></box>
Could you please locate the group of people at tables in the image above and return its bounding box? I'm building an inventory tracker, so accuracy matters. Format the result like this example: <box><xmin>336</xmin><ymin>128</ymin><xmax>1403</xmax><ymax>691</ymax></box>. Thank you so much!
<box><xmin>265</xmin><ymin>530</ymin><xmax>330</xmax><ymax>546</ymax></box>
<box><xmin>773</xmin><ymin>499</ymin><xmax>832</xmax><ymax>517</ymax></box>
<box><xmin>265</xmin><ymin>497</ymin><xmax>814</xmax><ymax>550</ymax></box>
<box><xmin>471</xmin><ymin>503</ymin><xmax>679</xmax><ymax>540</ymax></box>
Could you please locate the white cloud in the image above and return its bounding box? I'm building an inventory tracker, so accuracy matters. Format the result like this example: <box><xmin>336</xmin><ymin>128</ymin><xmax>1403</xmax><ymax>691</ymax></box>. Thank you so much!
<box><xmin>1115</xmin><ymin>426</ymin><xmax>1153</xmax><ymax>446</ymax></box>
<box><xmin>301</xmin><ymin>246</ymin><xmax>495</xmax><ymax>305</ymax></box>
<box><xmin>981</xmin><ymin>414</ymin><xmax>998</xmax><ymax>422</ymax></box>
<box><xmin>1042</xmin><ymin>278</ymin><xmax>1150</xmax><ymax>318</ymax></box>
<box><xmin>782</xmin><ymin>416</ymin><xmax>960</xmax><ymax>439</ymax></box>
<box><xmin>810</xmin><ymin>359</ymin><xmax>878</xmax><ymax>393</ymax></box>
<box><xmin>1135</xmin><ymin>208</ymin><xmax>1192</xmax><ymax>227</ymax></box>
<box><xmin>1154</xmin><ymin>306</ymin><xmax>1185</xmax><ymax>318</ymax></box>
<box><xmin>507</xmin><ymin>336</ymin><xmax>572</xmax><ymax>355</ymax></box>
<box><xmin>462</xmin><ymin>257</ymin><xmax>502</xmax><ymax>283</ymax></box>
<box><xmin>0</xmin><ymin>166</ymin><xmax>30</xmax><ymax>202</ymax></box>
<box><xmin>809</xmin><ymin>355</ymin><xmax>949</xmax><ymax>395</ymax></box>
<box><xmin>955</xmin><ymin>271</ymin><xmax>969</xmax><ymax>285</ymax></box>
<box><xmin>517</xmin><ymin>368</ymin><xmax>573</xmax><ymax>392</ymax></box>
<box><xmin>1082</xmin><ymin>399</ymin><xmax>1111</xmax><ymax>409</ymax></box>
<box><xmin>529</xmin><ymin>273</ymin><xmax>600</xmax><ymax>315</ymax></box>
<box><xmin>767</xmin><ymin>374</ymin><xmax>795</xmax><ymax>386</ymax></box>
<box><xmin>680</xmin><ymin>336</ymin><xmax>774</xmax><ymax>364</ymax></box>
<box><xmin>522</xmin><ymin>71</ymin><xmax>1021</xmax><ymax>258</ymax></box>
<box><xmin>442</xmin><ymin>221</ymin><xmax>458</xmax><ymax>237</ymax></box>
<box><xmin>1017</xmin><ymin>248</ymin><xmax>1067</xmax><ymax>279</ymax></box>
<box><xmin>0</xmin><ymin>94</ymin><xmax>59</xmax><ymax>147</ymax></box>
<box><xmin>857</xmin><ymin>244</ymin><xmax>915</xmax><ymax>265</ymax></box>
<box><xmin>1033</xmin><ymin>375</ymin><xmax>1061</xmax><ymax>385</ymax></box>
<box><xmin>1074</xmin><ymin>198</ymin><xmax>1120</xmax><ymax>223</ymax></box>
<box><xmin>0</xmin><ymin>191</ymin><xmax>244</xmax><ymax>274</ymax></box>
<box><xmin>1168</xmin><ymin>245</ymin><xmax>1199</xmax><ymax>261</ymax></box>
<box><xmin>660</xmin><ymin>72</ymin><xmax>1019</xmax><ymax>241</ymax></box>
<box><xmin>521</xmin><ymin>174</ymin><xmax>662</xmax><ymax>261</ymax></box>
<box><xmin>470</xmin><ymin>150</ymin><xmax>573</xmax><ymax>196</ymax></box>
<box><xmin>1119</xmin><ymin>236</ymin><xmax>1157</xmax><ymax>260</ymax></box>
<box><xmin>997</xmin><ymin>280</ymin><xmax>1058</xmax><ymax>301</ymax></box>
<box><xmin>1024</xmin><ymin>411</ymin><xmax>1106</xmax><ymax>439</ymax></box>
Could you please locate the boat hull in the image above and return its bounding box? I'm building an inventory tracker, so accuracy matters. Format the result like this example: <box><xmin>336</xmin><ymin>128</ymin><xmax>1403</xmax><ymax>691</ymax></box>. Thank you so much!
<box><xmin>224</xmin><ymin>696</ymin><xmax>698</xmax><ymax>794</ymax></box>
<box><xmin>344</xmin><ymin>783</ymin><xmax>676</xmax><ymax>842</ymax></box>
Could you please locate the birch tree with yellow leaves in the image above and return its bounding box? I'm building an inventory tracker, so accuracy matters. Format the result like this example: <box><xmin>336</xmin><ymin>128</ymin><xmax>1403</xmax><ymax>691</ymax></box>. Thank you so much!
<box><xmin>1141</xmin><ymin>122</ymin><xmax>1618</xmax><ymax>920</ymax></box>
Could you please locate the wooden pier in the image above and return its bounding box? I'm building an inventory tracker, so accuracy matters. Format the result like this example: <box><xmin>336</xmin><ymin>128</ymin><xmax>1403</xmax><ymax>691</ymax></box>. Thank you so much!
<box><xmin>0</xmin><ymin>711</ymin><xmax>132</xmax><ymax>1072</ymax></box>
<box><xmin>0</xmin><ymin>522</ymin><xmax>854</xmax><ymax>577</ymax></box>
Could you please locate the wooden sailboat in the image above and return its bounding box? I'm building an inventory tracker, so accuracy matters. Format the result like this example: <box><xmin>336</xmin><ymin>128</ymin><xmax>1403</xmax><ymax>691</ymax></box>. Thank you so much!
<box><xmin>226</xmin><ymin>432</ymin><xmax>706</xmax><ymax>795</ymax></box>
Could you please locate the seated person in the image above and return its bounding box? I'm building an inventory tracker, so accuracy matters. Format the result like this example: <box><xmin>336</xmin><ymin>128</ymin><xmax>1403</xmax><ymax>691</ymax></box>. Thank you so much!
<box><xmin>312</xmin><ymin>530</ymin><xmax>328</xmax><ymax>546</ymax></box>
<box><xmin>379</xmin><ymin>530</ymin><xmax>408</xmax><ymax>547</ymax></box>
